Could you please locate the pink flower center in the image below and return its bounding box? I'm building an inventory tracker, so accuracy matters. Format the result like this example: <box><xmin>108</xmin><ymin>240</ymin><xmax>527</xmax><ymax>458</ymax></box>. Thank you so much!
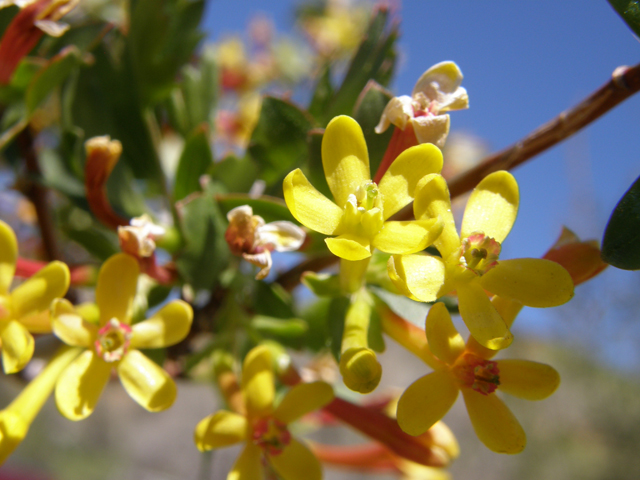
<box><xmin>94</xmin><ymin>318</ymin><xmax>132</xmax><ymax>362</ymax></box>
<box><xmin>452</xmin><ymin>353</ymin><xmax>500</xmax><ymax>395</ymax></box>
<box><xmin>252</xmin><ymin>417</ymin><xmax>291</xmax><ymax>456</ymax></box>
<box><xmin>458</xmin><ymin>233</ymin><xmax>501</xmax><ymax>276</ymax></box>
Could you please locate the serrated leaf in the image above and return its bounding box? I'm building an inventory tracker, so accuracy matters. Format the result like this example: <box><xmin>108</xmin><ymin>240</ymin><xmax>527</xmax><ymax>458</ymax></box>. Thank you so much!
<box><xmin>174</xmin><ymin>125</ymin><xmax>213</xmax><ymax>201</ymax></box>
<box><xmin>602</xmin><ymin>174</ymin><xmax>640</xmax><ymax>270</ymax></box>
<box><xmin>609</xmin><ymin>0</ymin><xmax>640</xmax><ymax>38</ymax></box>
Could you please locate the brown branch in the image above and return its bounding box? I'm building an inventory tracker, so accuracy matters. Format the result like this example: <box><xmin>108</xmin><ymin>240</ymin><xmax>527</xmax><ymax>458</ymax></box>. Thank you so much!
<box><xmin>447</xmin><ymin>63</ymin><xmax>640</xmax><ymax>198</ymax></box>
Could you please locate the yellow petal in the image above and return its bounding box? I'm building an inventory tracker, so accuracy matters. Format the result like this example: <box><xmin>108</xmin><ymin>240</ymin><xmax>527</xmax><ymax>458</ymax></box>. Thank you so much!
<box><xmin>0</xmin><ymin>220</ymin><xmax>17</xmax><ymax>294</ymax></box>
<box><xmin>425</xmin><ymin>303</ymin><xmax>465</xmax><ymax>365</ymax></box>
<box><xmin>242</xmin><ymin>345</ymin><xmax>274</xmax><ymax>418</ymax></box>
<box><xmin>194</xmin><ymin>410</ymin><xmax>247</xmax><ymax>452</ymax></box>
<box><xmin>373</xmin><ymin>218</ymin><xmax>443</xmax><ymax>255</ymax></box>
<box><xmin>387</xmin><ymin>254</ymin><xmax>445</xmax><ymax>303</ymax></box>
<box><xmin>96</xmin><ymin>253</ymin><xmax>139</xmax><ymax>326</ymax></box>
<box><xmin>396</xmin><ymin>370</ymin><xmax>459</xmax><ymax>436</ymax></box>
<box><xmin>55</xmin><ymin>349</ymin><xmax>111</xmax><ymax>421</ymax></box>
<box><xmin>0</xmin><ymin>410</ymin><xmax>28</xmax><ymax>465</ymax></box>
<box><xmin>228</xmin><ymin>443</ymin><xmax>264</xmax><ymax>480</ymax></box>
<box><xmin>270</xmin><ymin>438</ymin><xmax>323</xmax><ymax>480</ymax></box>
<box><xmin>460</xmin><ymin>171</ymin><xmax>519</xmax><ymax>243</ymax></box>
<box><xmin>479</xmin><ymin>258</ymin><xmax>574</xmax><ymax>308</ymax></box>
<box><xmin>130</xmin><ymin>300</ymin><xmax>193</xmax><ymax>349</ymax></box>
<box><xmin>274</xmin><ymin>381</ymin><xmax>334</xmax><ymax>424</ymax></box>
<box><xmin>457</xmin><ymin>283</ymin><xmax>512</xmax><ymax>350</ymax></box>
<box><xmin>339</xmin><ymin>347</ymin><xmax>382</xmax><ymax>394</ymax></box>
<box><xmin>413</xmin><ymin>174</ymin><xmax>460</xmax><ymax>258</ymax></box>
<box><xmin>322</xmin><ymin>116</ymin><xmax>370</xmax><ymax>208</ymax></box>
<box><xmin>325</xmin><ymin>234</ymin><xmax>371</xmax><ymax>261</ymax></box>
<box><xmin>51</xmin><ymin>298</ymin><xmax>96</xmax><ymax>348</ymax></box>
<box><xmin>461</xmin><ymin>388</ymin><xmax>526</xmax><ymax>454</ymax></box>
<box><xmin>283</xmin><ymin>169</ymin><xmax>343</xmax><ymax>235</ymax></box>
<box><xmin>10</xmin><ymin>261</ymin><xmax>70</xmax><ymax>319</ymax></box>
<box><xmin>0</xmin><ymin>320</ymin><xmax>34</xmax><ymax>374</ymax></box>
<box><xmin>377</xmin><ymin>143</ymin><xmax>444</xmax><ymax>219</ymax></box>
<box><xmin>497</xmin><ymin>359</ymin><xmax>560</xmax><ymax>401</ymax></box>
<box><xmin>117</xmin><ymin>349</ymin><xmax>176</xmax><ymax>412</ymax></box>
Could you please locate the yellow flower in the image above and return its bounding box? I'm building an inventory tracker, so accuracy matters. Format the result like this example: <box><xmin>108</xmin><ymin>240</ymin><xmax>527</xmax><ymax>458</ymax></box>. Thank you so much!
<box><xmin>51</xmin><ymin>253</ymin><xmax>193</xmax><ymax>420</ymax></box>
<box><xmin>195</xmin><ymin>345</ymin><xmax>334</xmax><ymax>480</ymax></box>
<box><xmin>375</xmin><ymin>62</ymin><xmax>469</xmax><ymax>148</ymax></box>
<box><xmin>388</xmin><ymin>171</ymin><xmax>574</xmax><ymax>349</ymax></box>
<box><xmin>396</xmin><ymin>303</ymin><xmax>560</xmax><ymax>454</ymax></box>
<box><xmin>283</xmin><ymin>115</ymin><xmax>443</xmax><ymax>262</ymax></box>
<box><xmin>0</xmin><ymin>220</ymin><xmax>70</xmax><ymax>373</ymax></box>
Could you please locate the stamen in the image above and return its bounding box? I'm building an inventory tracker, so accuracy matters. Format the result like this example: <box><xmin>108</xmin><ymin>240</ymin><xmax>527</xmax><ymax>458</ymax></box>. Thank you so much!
<box><xmin>451</xmin><ymin>353</ymin><xmax>500</xmax><ymax>395</ymax></box>
<box><xmin>252</xmin><ymin>417</ymin><xmax>291</xmax><ymax>456</ymax></box>
<box><xmin>94</xmin><ymin>318</ymin><xmax>132</xmax><ymax>362</ymax></box>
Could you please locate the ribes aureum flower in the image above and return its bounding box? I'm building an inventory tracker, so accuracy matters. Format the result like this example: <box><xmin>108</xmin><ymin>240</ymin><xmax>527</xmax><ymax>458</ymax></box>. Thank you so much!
<box><xmin>118</xmin><ymin>214</ymin><xmax>166</xmax><ymax>258</ymax></box>
<box><xmin>51</xmin><ymin>253</ymin><xmax>193</xmax><ymax>420</ymax></box>
<box><xmin>283</xmin><ymin>115</ymin><xmax>443</xmax><ymax>262</ymax></box>
<box><xmin>396</xmin><ymin>303</ymin><xmax>560</xmax><ymax>454</ymax></box>
<box><xmin>375</xmin><ymin>62</ymin><xmax>469</xmax><ymax>148</ymax></box>
<box><xmin>195</xmin><ymin>345</ymin><xmax>334</xmax><ymax>480</ymax></box>
<box><xmin>0</xmin><ymin>220</ymin><xmax>70</xmax><ymax>373</ymax></box>
<box><xmin>388</xmin><ymin>171</ymin><xmax>574</xmax><ymax>349</ymax></box>
<box><xmin>225</xmin><ymin>205</ymin><xmax>306</xmax><ymax>279</ymax></box>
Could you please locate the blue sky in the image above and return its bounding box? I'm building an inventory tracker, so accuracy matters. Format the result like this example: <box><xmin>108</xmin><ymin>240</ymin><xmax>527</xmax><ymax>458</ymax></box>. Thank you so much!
<box><xmin>203</xmin><ymin>1</ymin><xmax>640</xmax><ymax>368</ymax></box>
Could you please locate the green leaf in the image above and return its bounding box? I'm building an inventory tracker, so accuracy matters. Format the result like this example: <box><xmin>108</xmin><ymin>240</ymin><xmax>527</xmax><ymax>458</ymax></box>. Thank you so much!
<box><xmin>60</xmin><ymin>207</ymin><xmax>119</xmax><ymax>261</ymax></box>
<box><xmin>175</xmin><ymin>193</ymin><xmax>229</xmax><ymax>290</ymax></box>
<box><xmin>252</xmin><ymin>281</ymin><xmax>295</xmax><ymax>319</ymax></box>
<box><xmin>181</xmin><ymin>45</ymin><xmax>219</xmax><ymax>130</ymax></box>
<box><xmin>26</xmin><ymin>46</ymin><xmax>82</xmax><ymax>115</ymax></box>
<box><xmin>301</xmin><ymin>272</ymin><xmax>341</xmax><ymax>297</ymax></box>
<box><xmin>367</xmin><ymin>307</ymin><xmax>385</xmax><ymax>353</ymax></box>
<box><xmin>173</xmin><ymin>125</ymin><xmax>214</xmax><ymax>202</ymax></box>
<box><xmin>251</xmin><ymin>315</ymin><xmax>308</xmax><ymax>339</ymax></box>
<box><xmin>353</xmin><ymin>80</ymin><xmax>394</xmax><ymax>177</ymax></box>
<box><xmin>299</xmin><ymin>298</ymin><xmax>331</xmax><ymax>352</ymax></box>
<box><xmin>248</xmin><ymin>96</ymin><xmax>315</xmax><ymax>187</ymax></box>
<box><xmin>369</xmin><ymin>285</ymin><xmax>430</xmax><ymax>329</ymax></box>
<box><xmin>216</xmin><ymin>194</ymin><xmax>296</xmax><ymax>223</ymax></box>
<box><xmin>308</xmin><ymin>63</ymin><xmax>333</xmax><ymax>120</ymax></box>
<box><xmin>609</xmin><ymin>0</ymin><xmax>640</xmax><ymax>37</ymax></box>
<box><xmin>602</xmin><ymin>174</ymin><xmax>640</xmax><ymax>270</ymax></box>
<box><xmin>327</xmin><ymin>296</ymin><xmax>350</xmax><ymax>361</ymax></box>
<box><xmin>211</xmin><ymin>154</ymin><xmax>259</xmax><ymax>193</ymax></box>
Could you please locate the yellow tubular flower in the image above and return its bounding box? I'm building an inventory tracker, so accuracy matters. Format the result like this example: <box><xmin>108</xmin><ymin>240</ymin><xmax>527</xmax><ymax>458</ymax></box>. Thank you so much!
<box><xmin>195</xmin><ymin>345</ymin><xmax>334</xmax><ymax>480</ymax></box>
<box><xmin>283</xmin><ymin>115</ymin><xmax>444</xmax><ymax>262</ymax></box>
<box><xmin>0</xmin><ymin>346</ymin><xmax>81</xmax><ymax>465</ymax></box>
<box><xmin>51</xmin><ymin>253</ymin><xmax>193</xmax><ymax>420</ymax></box>
<box><xmin>388</xmin><ymin>171</ymin><xmax>574</xmax><ymax>349</ymax></box>
<box><xmin>0</xmin><ymin>220</ymin><xmax>70</xmax><ymax>373</ymax></box>
<box><xmin>396</xmin><ymin>303</ymin><xmax>560</xmax><ymax>454</ymax></box>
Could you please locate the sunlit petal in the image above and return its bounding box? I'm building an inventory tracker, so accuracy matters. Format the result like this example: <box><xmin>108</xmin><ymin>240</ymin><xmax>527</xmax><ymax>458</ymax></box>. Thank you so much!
<box><xmin>412</xmin><ymin>62</ymin><xmax>467</xmax><ymax>111</ymax></box>
<box><xmin>228</xmin><ymin>443</ymin><xmax>264</xmax><ymax>480</ymax></box>
<box><xmin>51</xmin><ymin>298</ymin><xmax>97</xmax><ymax>348</ymax></box>
<box><xmin>0</xmin><ymin>320</ymin><xmax>34</xmax><ymax>374</ymax></box>
<box><xmin>194</xmin><ymin>410</ymin><xmax>247</xmax><ymax>451</ymax></box>
<box><xmin>375</xmin><ymin>95</ymin><xmax>413</xmax><ymax>133</ymax></box>
<box><xmin>270</xmin><ymin>438</ymin><xmax>323</xmax><ymax>480</ymax></box>
<box><xmin>387</xmin><ymin>254</ymin><xmax>445</xmax><ymax>303</ymax></box>
<box><xmin>413</xmin><ymin>174</ymin><xmax>460</xmax><ymax>258</ymax></box>
<box><xmin>322</xmin><ymin>116</ymin><xmax>370</xmax><ymax>208</ymax></box>
<box><xmin>242</xmin><ymin>345</ymin><xmax>274</xmax><ymax>418</ymax></box>
<box><xmin>0</xmin><ymin>220</ymin><xmax>17</xmax><ymax>294</ymax></box>
<box><xmin>373</xmin><ymin>218</ymin><xmax>443</xmax><ymax>255</ymax></box>
<box><xmin>457</xmin><ymin>283</ymin><xmax>512</xmax><ymax>350</ymax></box>
<box><xmin>461</xmin><ymin>388</ymin><xmax>526</xmax><ymax>454</ymax></box>
<box><xmin>460</xmin><ymin>171</ymin><xmax>519</xmax><ymax>244</ymax></box>
<box><xmin>258</xmin><ymin>221</ymin><xmax>306</xmax><ymax>252</ymax></box>
<box><xmin>55</xmin><ymin>350</ymin><xmax>111</xmax><ymax>421</ymax></box>
<box><xmin>10</xmin><ymin>261</ymin><xmax>69</xmax><ymax>319</ymax></box>
<box><xmin>480</xmin><ymin>258</ymin><xmax>574</xmax><ymax>307</ymax></box>
<box><xmin>95</xmin><ymin>253</ymin><xmax>139</xmax><ymax>326</ymax></box>
<box><xmin>425</xmin><ymin>303</ymin><xmax>465</xmax><ymax>365</ymax></box>
<box><xmin>397</xmin><ymin>370</ymin><xmax>458</xmax><ymax>436</ymax></box>
<box><xmin>274</xmin><ymin>381</ymin><xmax>334</xmax><ymax>424</ymax></box>
<box><xmin>498</xmin><ymin>359</ymin><xmax>560</xmax><ymax>400</ymax></box>
<box><xmin>411</xmin><ymin>115</ymin><xmax>450</xmax><ymax>149</ymax></box>
<box><xmin>131</xmin><ymin>300</ymin><xmax>193</xmax><ymax>349</ymax></box>
<box><xmin>377</xmin><ymin>143</ymin><xmax>443</xmax><ymax>219</ymax></box>
<box><xmin>325</xmin><ymin>234</ymin><xmax>371</xmax><ymax>261</ymax></box>
<box><xmin>117</xmin><ymin>349</ymin><xmax>177</xmax><ymax>412</ymax></box>
<box><xmin>283</xmin><ymin>169</ymin><xmax>343</xmax><ymax>235</ymax></box>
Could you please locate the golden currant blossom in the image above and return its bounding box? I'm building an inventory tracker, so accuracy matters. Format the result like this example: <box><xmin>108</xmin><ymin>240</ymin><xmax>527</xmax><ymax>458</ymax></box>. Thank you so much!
<box><xmin>388</xmin><ymin>171</ymin><xmax>574</xmax><ymax>349</ymax></box>
<box><xmin>0</xmin><ymin>220</ymin><xmax>70</xmax><ymax>373</ymax></box>
<box><xmin>51</xmin><ymin>253</ymin><xmax>193</xmax><ymax>420</ymax></box>
<box><xmin>118</xmin><ymin>214</ymin><xmax>166</xmax><ymax>258</ymax></box>
<box><xmin>396</xmin><ymin>303</ymin><xmax>560</xmax><ymax>454</ymax></box>
<box><xmin>195</xmin><ymin>345</ymin><xmax>334</xmax><ymax>480</ymax></box>
<box><xmin>225</xmin><ymin>205</ymin><xmax>306</xmax><ymax>280</ymax></box>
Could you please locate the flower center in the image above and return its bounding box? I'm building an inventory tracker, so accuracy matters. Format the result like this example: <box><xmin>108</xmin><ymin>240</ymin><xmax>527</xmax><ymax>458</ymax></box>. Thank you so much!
<box><xmin>252</xmin><ymin>417</ymin><xmax>291</xmax><ymax>456</ymax></box>
<box><xmin>411</xmin><ymin>92</ymin><xmax>438</xmax><ymax>117</ymax></box>
<box><xmin>342</xmin><ymin>182</ymin><xmax>384</xmax><ymax>239</ymax></box>
<box><xmin>94</xmin><ymin>318</ymin><xmax>132</xmax><ymax>362</ymax></box>
<box><xmin>458</xmin><ymin>233</ymin><xmax>501</xmax><ymax>276</ymax></box>
<box><xmin>451</xmin><ymin>352</ymin><xmax>500</xmax><ymax>395</ymax></box>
